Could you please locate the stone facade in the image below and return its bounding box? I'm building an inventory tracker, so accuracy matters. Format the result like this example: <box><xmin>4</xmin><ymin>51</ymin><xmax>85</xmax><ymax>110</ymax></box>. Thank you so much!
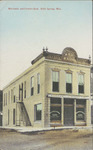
<box><xmin>3</xmin><ymin>47</ymin><xmax>91</xmax><ymax>127</ymax></box>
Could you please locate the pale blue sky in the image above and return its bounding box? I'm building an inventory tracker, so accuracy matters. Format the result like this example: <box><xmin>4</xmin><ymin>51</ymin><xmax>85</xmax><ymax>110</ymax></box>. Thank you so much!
<box><xmin>0</xmin><ymin>1</ymin><xmax>92</xmax><ymax>89</ymax></box>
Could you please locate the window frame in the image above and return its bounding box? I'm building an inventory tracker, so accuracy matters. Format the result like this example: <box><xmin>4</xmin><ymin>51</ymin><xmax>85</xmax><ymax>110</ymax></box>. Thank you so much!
<box><xmin>31</xmin><ymin>76</ymin><xmax>34</xmax><ymax>96</ymax></box>
<box><xmin>34</xmin><ymin>103</ymin><xmax>42</xmax><ymax>121</ymax></box>
<box><xmin>66</xmin><ymin>72</ymin><xmax>72</xmax><ymax>93</ymax></box>
<box><xmin>52</xmin><ymin>71</ymin><xmax>59</xmax><ymax>92</ymax></box>
<box><xmin>24</xmin><ymin>81</ymin><xmax>26</xmax><ymax>98</ymax></box>
<box><xmin>37</xmin><ymin>73</ymin><xmax>40</xmax><ymax>94</ymax></box>
<box><xmin>78</xmin><ymin>73</ymin><xmax>84</xmax><ymax>94</ymax></box>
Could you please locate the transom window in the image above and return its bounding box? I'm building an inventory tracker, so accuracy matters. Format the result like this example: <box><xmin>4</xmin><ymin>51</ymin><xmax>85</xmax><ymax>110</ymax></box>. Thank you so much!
<box><xmin>52</xmin><ymin>71</ymin><xmax>59</xmax><ymax>92</ymax></box>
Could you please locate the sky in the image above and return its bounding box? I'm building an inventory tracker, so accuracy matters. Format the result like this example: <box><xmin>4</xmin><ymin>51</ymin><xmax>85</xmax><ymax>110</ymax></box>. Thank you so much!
<box><xmin>0</xmin><ymin>0</ymin><xmax>92</xmax><ymax>90</ymax></box>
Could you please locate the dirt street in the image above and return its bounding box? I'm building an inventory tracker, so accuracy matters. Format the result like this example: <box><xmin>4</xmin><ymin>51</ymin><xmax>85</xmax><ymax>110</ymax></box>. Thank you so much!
<box><xmin>0</xmin><ymin>128</ymin><xmax>93</xmax><ymax>150</ymax></box>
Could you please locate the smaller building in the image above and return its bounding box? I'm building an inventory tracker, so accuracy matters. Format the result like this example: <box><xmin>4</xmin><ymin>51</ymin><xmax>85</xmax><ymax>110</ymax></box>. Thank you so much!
<box><xmin>0</xmin><ymin>90</ymin><xmax>3</xmax><ymax>126</ymax></box>
<box><xmin>91</xmin><ymin>65</ymin><xmax>93</xmax><ymax>124</ymax></box>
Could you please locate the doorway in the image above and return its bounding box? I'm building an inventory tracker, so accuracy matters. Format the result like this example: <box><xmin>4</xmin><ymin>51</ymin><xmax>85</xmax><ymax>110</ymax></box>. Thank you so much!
<box><xmin>64</xmin><ymin>99</ymin><xmax>74</xmax><ymax>126</ymax></box>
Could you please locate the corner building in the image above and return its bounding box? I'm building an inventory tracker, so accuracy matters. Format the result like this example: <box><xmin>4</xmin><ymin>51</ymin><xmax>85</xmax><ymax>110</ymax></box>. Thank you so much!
<box><xmin>3</xmin><ymin>47</ymin><xmax>91</xmax><ymax>127</ymax></box>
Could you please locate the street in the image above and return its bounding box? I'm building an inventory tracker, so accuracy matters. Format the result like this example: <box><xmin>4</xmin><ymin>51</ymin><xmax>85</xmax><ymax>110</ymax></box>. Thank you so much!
<box><xmin>0</xmin><ymin>128</ymin><xmax>93</xmax><ymax>150</ymax></box>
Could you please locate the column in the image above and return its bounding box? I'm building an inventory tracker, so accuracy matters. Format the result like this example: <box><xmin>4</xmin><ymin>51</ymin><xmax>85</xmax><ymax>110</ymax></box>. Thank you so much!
<box><xmin>48</xmin><ymin>97</ymin><xmax>50</xmax><ymax>127</ymax></box>
<box><xmin>61</xmin><ymin>97</ymin><xmax>64</xmax><ymax>126</ymax></box>
<box><xmin>44</xmin><ymin>97</ymin><xmax>50</xmax><ymax>127</ymax></box>
<box><xmin>86</xmin><ymin>99</ymin><xmax>91</xmax><ymax>126</ymax></box>
<box><xmin>74</xmin><ymin>99</ymin><xmax>76</xmax><ymax>126</ymax></box>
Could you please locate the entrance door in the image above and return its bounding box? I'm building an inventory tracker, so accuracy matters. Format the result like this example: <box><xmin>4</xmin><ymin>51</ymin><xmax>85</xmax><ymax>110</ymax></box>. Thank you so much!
<box><xmin>64</xmin><ymin>99</ymin><xmax>74</xmax><ymax>126</ymax></box>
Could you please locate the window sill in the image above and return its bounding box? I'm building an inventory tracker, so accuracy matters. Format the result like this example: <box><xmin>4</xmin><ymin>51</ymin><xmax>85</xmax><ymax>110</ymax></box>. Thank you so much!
<box><xmin>34</xmin><ymin>121</ymin><xmax>42</xmax><ymax>123</ymax></box>
<box><xmin>75</xmin><ymin>121</ymin><xmax>86</xmax><ymax>126</ymax></box>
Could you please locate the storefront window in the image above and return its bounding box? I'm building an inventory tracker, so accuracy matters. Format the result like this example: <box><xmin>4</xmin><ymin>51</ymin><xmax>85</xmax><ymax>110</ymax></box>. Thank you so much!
<box><xmin>76</xmin><ymin>108</ymin><xmax>85</xmax><ymax>121</ymax></box>
<box><xmin>50</xmin><ymin>98</ymin><xmax>61</xmax><ymax>122</ymax></box>
<box><xmin>76</xmin><ymin>99</ymin><xmax>86</xmax><ymax>121</ymax></box>
<box><xmin>50</xmin><ymin>107</ymin><xmax>61</xmax><ymax>121</ymax></box>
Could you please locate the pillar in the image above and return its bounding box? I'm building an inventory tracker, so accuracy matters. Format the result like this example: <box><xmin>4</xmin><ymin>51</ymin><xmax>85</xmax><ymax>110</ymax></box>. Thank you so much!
<box><xmin>61</xmin><ymin>97</ymin><xmax>64</xmax><ymax>126</ymax></box>
<box><xmin>74</xmin><ymin>99</ymin><xmax>76</xmax><ymax>125</ymax></box>
<box><xmin>86</xmin><ymin>99</ymin><xmax>91</xmax><ymax>126</ymax></box>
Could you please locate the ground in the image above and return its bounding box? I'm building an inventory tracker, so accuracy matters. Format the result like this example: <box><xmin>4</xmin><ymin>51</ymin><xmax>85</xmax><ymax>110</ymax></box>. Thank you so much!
<box><xmin>0</xmin><ymin>128</ymin><xmax>93</xmax><ymax>150</ymax></box>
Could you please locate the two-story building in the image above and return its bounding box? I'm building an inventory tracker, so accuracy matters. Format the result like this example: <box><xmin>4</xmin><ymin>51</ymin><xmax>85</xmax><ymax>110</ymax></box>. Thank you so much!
<box><xmin>0</xmin><ymin>90</ymin><xmax>3</xmax><ymax>126</ymax></box>
<box><xmin>3</xmin><ymin>47</ymin><xmax>91</xmax><ymax>127</ymax></box>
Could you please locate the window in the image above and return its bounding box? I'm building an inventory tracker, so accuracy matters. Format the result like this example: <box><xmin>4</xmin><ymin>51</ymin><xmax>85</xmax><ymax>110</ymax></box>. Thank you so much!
<box><xmin>50</xmin><ymin>98</ymin><xmax>61</xmax><ymax>122</ymax></box>
<box><xmin>8</xmin><ymin>91</ymin><xmax>10</xmax><ymax>104</ymax></box>
<box><xmin>37</xmin><ymin>74</ymin><xmax>40</xmax><ymax>94</ymax></box>
<box><xmin>78</xmin><ymin>74</ymin><xmax>84</xmax><ymax>94</ymax></box>
<box><xmin>76</xmin><ymin>108</ymin><xmax>85</xmax><ymax>121</ymax></box>
<box><xmin>6</xmin><ymin>93</ymin><xmax>7</xmax><ymax>105</ymax></box>
<box><xmin>11</xmin><ymin>89</ymin><xmax>13</xmax><ymax>103</ymax></box>
<box><xmin>24</xmin><ymin>81</ymin><xmax>26</xmax><ymax>98</ymax></box>
<box><xmin>4</xmin><ymin>93</ymin><xmax>5</xmax><ymax>106</ymax></box>
<box><xmin>66</xmin><ymin>73</ymin><xmax>72</xmax><ymax>93</ymax></box>
<box><xmin>76</xmin><ymin>99</ymin><xmax>86</xmax><ymax>121</ymax></box>
<box><xmin>19</xmin><ymin>83</ymin><xmax>23</xmax><ymax>101</ymax></box>
<box><xmin>13</xmin><ymin>88</ymin><xmax>16</xmax><ymax>103</ymax></box>
<box><xmin>31</xmin><ymin>77</ymin><xmax>34</xmax><ymax>96</ymax></box>
<box><xmin>35</xmin><ymin>104</ymin><xmax>42</xmax><ymax>121</ymax></box>
<box><xmin>8</xmin><ymin>109</ymin><xmax>10</xmax><ymax>125</ymax></box>
<box><xmin>52</xmin><ymin>71</ymin><xmax>59</xmax><ymax>92</ymax></box>
<box><xmin>13</xmin><ymin>109</ymin><xmax>15</xmax><ymax>125</ymax></box>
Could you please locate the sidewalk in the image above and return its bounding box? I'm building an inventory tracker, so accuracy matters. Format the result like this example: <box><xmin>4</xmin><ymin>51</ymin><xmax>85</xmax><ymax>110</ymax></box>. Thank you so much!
<box><xmin>0</xmin><ymin>125</ymin><xmax>93</xmax><ymax>133</ymax></box>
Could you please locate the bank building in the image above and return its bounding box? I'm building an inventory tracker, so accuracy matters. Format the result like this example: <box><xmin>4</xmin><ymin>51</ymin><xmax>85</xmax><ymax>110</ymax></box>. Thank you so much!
<box><xmin>3</xmin><ymin>47</ymin><xmax>91</xmax><ymax>127</ymax></box>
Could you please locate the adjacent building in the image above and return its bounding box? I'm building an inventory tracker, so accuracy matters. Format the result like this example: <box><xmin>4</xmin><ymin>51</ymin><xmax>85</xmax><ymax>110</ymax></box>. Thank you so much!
<box><xmin>3</xmin><ymin>47</ymin><xmax>91</xmax><ymax>127</ymax></box>
<box><xmin>0</xmin><ymin>90</ymin><xmax>3</xmax><ymax>126</ymax></box>
<box><xmin>91</xmin><ymin>65</ymin><xmax>93</xmax><ymax>124</ymax></box>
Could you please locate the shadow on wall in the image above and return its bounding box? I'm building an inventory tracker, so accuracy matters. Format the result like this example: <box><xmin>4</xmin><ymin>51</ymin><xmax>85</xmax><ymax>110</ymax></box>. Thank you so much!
<box><xmin>0</xmin><ymin>115</ymin><xmax>2</xmax><ymax>126</ymax></box>
<box><xmin>91</xmin><ymin>105</ymin><xmax>93</xmax><ymax>124</ymax></box>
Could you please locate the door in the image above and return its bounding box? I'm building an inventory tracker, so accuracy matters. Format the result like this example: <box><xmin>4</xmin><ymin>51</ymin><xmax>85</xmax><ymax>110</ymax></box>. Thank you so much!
<box><xmin>64</xmin><ymin>105</ymin><xmax>74</xmax><ymax>126</ymax></box>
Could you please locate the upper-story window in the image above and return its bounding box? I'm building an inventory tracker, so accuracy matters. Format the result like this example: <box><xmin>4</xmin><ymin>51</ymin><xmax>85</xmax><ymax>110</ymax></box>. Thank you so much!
<box><xmin>11</xmin><ymin>88</ymin><xmax>16</xmax><ymax>103</ymax></box>
<box><xmin>37</xmin><ymin>73</ymin><xmax>40</xmax><ymax>94</ymax></box>
<box><xmin>19</xmin><ymin>83</ymin><xmax>23</xmax><ymax>101</ymax></box>
<box><xmin>52</xmin><ymin>71</ymin><xmax>59</xmax><ymax>92</ymax></box>
<box><xmin>24</xmin><ymin>81</ymin><xmax>26</xmax><ymax>98</ymax></box>
<box><xmin>13</xmin><ymin>88</ymin><xmax>16</xmax><ymax>103</ymax></box>
<box><xmin>66</xmin><ymin>73</ymin><xmax>72</xmax><ymax>93</ymax></box>
<box><xmin>11</xmin><ymin>89</ymin><xmax>13</xmax><ymax>103</ymax></box>
<box><xmin>78</xmin><ymin>74</ymin><xmax>84</xmax><ymax>94</ymax></box>
<box><xmin>4</xmin><ymin>93</ymin><xmax>5</xmax><ymax>106</ymax></box>
<box><xmin>6</xmin><ymin>93</ymin><xmax>7</xmax><ymax>105</ymax></box>
<box><xmin>8</xmin><ymin>91</ymin><xmax>10</xmax><ymax>104</ymax></box>
<box><xmin>31</xmin><ymin>76</ymin><xmax>34</xmax><ymax>96</ymax></box>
